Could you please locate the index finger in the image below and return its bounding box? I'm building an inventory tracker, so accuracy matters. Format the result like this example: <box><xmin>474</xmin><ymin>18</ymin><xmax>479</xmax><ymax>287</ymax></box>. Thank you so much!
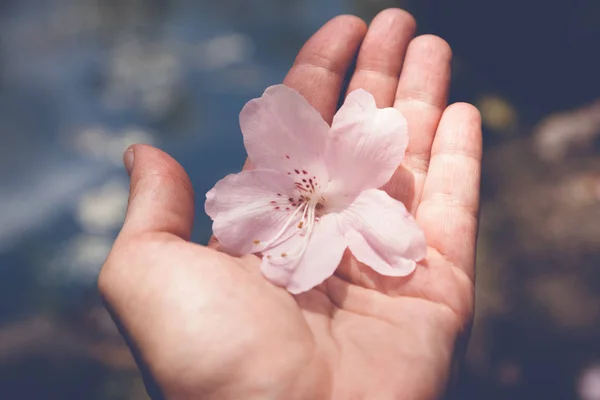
<box><xmin>283</xmin><ymin>15</ymin><xmax>367</xmax><ymax>123</ymax></box>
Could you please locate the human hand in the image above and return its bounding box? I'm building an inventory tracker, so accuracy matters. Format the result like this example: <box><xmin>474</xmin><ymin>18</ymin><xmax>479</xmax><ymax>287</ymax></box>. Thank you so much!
<box><xmin>99</xmin><ymin>9</ymin><xmax>482</xmax><ymax>400</ymax></box>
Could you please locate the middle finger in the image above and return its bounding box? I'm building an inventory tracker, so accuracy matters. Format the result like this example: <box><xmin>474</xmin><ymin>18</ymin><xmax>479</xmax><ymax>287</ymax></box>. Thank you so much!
<box><xmin>346</xmin><ymin>8</ymin><xmax>416</xmax><ymax>107</ymax></box>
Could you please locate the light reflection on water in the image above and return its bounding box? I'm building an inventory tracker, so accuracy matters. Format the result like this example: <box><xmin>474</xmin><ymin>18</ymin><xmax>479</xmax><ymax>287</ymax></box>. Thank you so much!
<box><xmin>0</xmin><ymin>0</ymin><xmax>345</xmax><ymax>282</ymax></box>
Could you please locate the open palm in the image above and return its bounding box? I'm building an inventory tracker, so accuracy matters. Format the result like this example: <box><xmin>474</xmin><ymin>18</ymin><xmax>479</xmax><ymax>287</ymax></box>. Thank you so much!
<box><xmin>99</xmin><ymin>9</ymin><xmax>482</xmax><ymax>400</ymax></box>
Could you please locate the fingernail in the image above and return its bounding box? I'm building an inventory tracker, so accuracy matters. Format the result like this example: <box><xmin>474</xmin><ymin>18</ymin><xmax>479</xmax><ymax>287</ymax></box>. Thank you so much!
<box><xmin>123</xmin><ymin>147</ymin><xmax>134</xmax><ymax>176</ymax></box>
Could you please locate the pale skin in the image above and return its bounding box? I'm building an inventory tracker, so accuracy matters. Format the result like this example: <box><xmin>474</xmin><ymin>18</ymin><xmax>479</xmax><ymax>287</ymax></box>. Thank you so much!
<box><xmin>99</xmin><ymin>9</ymin><xmax>482</xmax><ymax>400</ymax></box>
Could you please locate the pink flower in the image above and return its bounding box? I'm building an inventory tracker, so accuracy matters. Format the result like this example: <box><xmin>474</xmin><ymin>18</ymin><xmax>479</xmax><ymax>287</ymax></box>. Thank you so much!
<box><xmin>205</xmin><ymin>85</ymin><xmax>426</xmax><ymax>294</ymax></box>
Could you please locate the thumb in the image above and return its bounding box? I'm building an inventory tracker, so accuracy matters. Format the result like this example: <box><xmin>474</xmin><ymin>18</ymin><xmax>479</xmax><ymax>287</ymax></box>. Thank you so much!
<box><xmin>119</xmin><ymin>144</ymin><xmax>195</xmax><ymax>241</ymax></box>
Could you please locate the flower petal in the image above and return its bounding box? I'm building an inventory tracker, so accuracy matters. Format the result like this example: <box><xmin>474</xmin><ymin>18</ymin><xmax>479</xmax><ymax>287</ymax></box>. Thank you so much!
<box><xmin>261</xmin><ymin>214</ymin><xmax>347</xmax><ymax>294</ymax></box>
<box><xmin>205</xmin><ymin>169</ymin><xmax>305</xmax><ymax>255</ymax></box>
<box><xmin>339</xmin><ymin>189</ymin><xmax>426</xmax><ymax>276</ymax></box>
<box><xmin>326</xmin><ymin>89</ymin><xmax>408</xmax><ymax>195</ymax></box>
<box><xmin>240</xmin><ymin>84</ymin><xmax>330</xmax><ymax>182</ymax></box>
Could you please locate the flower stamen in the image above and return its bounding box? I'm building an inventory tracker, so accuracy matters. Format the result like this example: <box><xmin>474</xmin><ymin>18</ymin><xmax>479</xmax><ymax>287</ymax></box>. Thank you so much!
<box><xmin>267</xmin><ymin>199</ymin><xmax>320</xmax><ymax>265</ymax></box>
<box><xmin>258</xmin><ymin>201</ymin><xmax>307</xmax><ymax>249</ymax></box>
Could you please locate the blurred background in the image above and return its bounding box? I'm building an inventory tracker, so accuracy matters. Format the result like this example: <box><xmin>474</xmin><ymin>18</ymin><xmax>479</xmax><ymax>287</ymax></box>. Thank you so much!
<box><xmin>0</xmin><ymin>0</ymin><xmax>599</xmax><ymax>399</ymax></box>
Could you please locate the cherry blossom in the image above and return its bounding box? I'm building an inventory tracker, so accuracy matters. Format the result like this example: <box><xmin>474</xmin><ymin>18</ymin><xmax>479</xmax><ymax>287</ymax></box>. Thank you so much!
<box><xmin>205</xmin><ymin>85</ymin><xmax>426</xmax><ymax>294</ymax></box>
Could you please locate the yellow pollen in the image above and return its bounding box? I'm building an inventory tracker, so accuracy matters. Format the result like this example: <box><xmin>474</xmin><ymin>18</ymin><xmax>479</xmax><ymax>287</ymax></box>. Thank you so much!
<box><xmin>253</xmin><ymin>240</ymin><xmax>260</xmax><ymax>245</ymax></box>
<box><xmin>281</xmin><ymin>253</ymin><xmax>287</xmax><ymax>258</ymax></box>
<box><xmin>297</xmin><ymin>221</ymin><xmax>303</xmax><ymax>229</ymax></box>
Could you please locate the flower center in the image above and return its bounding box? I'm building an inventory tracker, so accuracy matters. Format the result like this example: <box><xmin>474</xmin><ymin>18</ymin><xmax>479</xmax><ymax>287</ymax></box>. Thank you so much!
<box><xmin>259</xmin><ymin>167</ymin><xmax>330</xmax><ymax>265</ymax></box>
<box><xmin>264</xmin><ymin>201</ymin><xmax>320</xmax><ymax>266</ymax></box>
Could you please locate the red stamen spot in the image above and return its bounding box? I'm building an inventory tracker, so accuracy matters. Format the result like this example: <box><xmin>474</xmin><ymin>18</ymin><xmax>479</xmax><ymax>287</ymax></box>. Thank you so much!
<box><xmin>285</xmin><ymin>155</ymin><xmax>290</xmax><ymax>159</ymax></box>
<box><xmin>275</xmin><ymin>206</ymin><xmax>280</xmax><ymax>210</ymax></box>
<box><xmin>285</xmin><ymin>207</ymin><xmax>290</xmax><ymax>210</ymax></box>
<box><xmin>270</xmin><ymin>201</ymin><xmax>276</xmax><ymax>204</ymax></box>
<box><xmin>294</xmin><ymin>169</ymin><xmax>300</xmax><ymax>174</ymax></box>
<box><xmin>288</xmin><ymin>198</ymin><xmax>294</xmax><ymax>202</ymax></box>
<box><xmin>302</xmin><ymin>170</ymin><xmax>308</xmax><ymax>175</ymax></box>
<box><xmin>291</xmin><ymin>203</ymin><xmax>296</xmax><ymax>206</ymax></box>
<box><xmin>277</xmin><ymin>193</ymin><xmax>281</xmax><ymax>196</ymax></box>
<box><xmin>302</xmin><ymin>179</ymin><xmax>307</xmax><ymax>183</ymax></box>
